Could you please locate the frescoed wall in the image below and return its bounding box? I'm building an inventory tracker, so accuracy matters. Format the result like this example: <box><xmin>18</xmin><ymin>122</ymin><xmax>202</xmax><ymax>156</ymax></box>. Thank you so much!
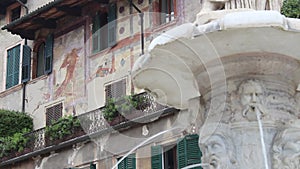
<box><xmin>53</xmin><ymin>26</ymin><xmax>86</xmax><ymax>116</ymax></box>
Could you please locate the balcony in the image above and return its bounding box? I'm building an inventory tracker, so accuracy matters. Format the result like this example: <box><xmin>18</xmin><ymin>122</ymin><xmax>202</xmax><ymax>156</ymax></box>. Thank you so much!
<box><xmin>0</xmin><ymin>92</ymin><xmax>177</xmax><ymax>166</ymax></box>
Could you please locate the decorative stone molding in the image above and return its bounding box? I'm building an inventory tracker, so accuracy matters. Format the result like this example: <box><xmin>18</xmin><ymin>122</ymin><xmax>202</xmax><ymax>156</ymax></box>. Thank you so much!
<box><xmin>198</xmin><ymin>78</ymin><xmax>300</xmax><ymax>168</ymax></box>
<box><xmin>199</xmin><ymin>123</ymin><xmax>239</xmax><ymax>169</ymax></box>
<box><xmin>272</xmin><ymin>120</ymin><xmax>300</xmax><ymax>169</ymax></box>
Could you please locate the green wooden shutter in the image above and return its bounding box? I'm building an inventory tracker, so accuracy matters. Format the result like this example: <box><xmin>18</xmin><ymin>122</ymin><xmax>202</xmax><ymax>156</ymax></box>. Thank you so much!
<box><xmin>177</xmin><ymin>137</ymin><xmax>187</xmax><ymax>168</ymax></box>
<box><xmin>92</xmin><ymin>12</ymin><xmax>101</xmax><ymax>53</ymax></box>
<box><xmin>6</xmin><ymin>48</ymin><xmax>14</xmax><ymax>89</ymax></box>
<box><xmin>6</xmin><ymin>45</ymin><xmax>20</xmax><ymax>89</ymax></box>
<box><xmin>127</xmin><ymin>154</ymin><xmax>136</xmax><ymax>169</ymax></box>
<box><xmin>177</xmin><ymin>134</ymin><xmax>202</xmax><ymax>169</ymax></box>
<box><xmin>90</xmin><ymin>163</ymin><xmax>96</xmax><ymax>169</ymax></box>
<box><xmin>21</xmin><ymin>45</ymin><xmax>31</xmax><ymax>83</ymax></box>
<box><xmin>118</xmin><ymin>154</ymin><xmax>136</xmax><ymax>169</ymax></box>
<box><xmin>118</xmin><ymin>157</ymin><xmax>126</xmax><ymax>169</ymax></box>
<box><xmin>108</xmin><ymin>3</ymin><xmax>117</xmax><ymax>47</ymax></box>
<box><xmin>45</xmin><ymin>34</ymin><xmax>54</xmax><ymax>74</ymax></box>
<box><xmin>151</xmin><ymin>145</ymin><xmax>162</xmax><ymax>169</ymax></box>
<box><xmin>186</xmin><ymin>134</ymin><xmax>202</xmax><ymax>168</ymax></box>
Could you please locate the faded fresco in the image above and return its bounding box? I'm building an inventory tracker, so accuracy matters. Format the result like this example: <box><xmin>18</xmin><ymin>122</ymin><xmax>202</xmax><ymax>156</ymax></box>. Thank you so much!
<box><xmin>53</xmin><ymin>27</ymin><xmax>86</xmax><ymax>115</ymax></box>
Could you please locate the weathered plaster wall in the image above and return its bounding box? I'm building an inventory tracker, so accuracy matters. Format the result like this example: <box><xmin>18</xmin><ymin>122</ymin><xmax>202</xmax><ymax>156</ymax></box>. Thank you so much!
<box><xmin>2</xmin><ymin>159</ymin><xmax>35</xmax><ymax>169</ymax></box>
<box><xmin>26</xmin><ymin>0</ymin><xmax>54</xmax><ymax>13</ymax></box>
<box><xmin>53</xmin><ymin>26</ymin><xmax>86</xmax><ymax>115</ymax></box>
<box><xmin>0</xmin><ymin>87</ymin><xmax>23</xmax><ymax>111</ymax></box>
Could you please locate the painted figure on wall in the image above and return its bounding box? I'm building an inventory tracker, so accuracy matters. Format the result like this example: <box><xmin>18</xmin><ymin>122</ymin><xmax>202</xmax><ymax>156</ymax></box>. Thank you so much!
<box><xmin>55</xmin><ymin>48</ymin><xmax>81</xmax><ymax>98</ymax></box>
<box><xmin>95</xmin><ymin>55</ymin><xmax>116</xmax><ymax>77</ymax></box>
<box><xmin>199</xmin><ymin>124</ymin><xmax>238</xmax><ymax>169</ymax></box>
<box><xmin>273</xmin><ymin>121</ymin><xmax>300</xmax><ymax>169</ymax></box>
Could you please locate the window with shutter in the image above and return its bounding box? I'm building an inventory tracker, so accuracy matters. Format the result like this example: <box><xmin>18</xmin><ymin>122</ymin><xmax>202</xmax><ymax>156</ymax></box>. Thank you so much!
<box><xmin>22</xmin><ymin>45</ymin><xmax>32</xmax><ymax>83</ymax></box>
<box><xmin>6</xmin><ymin>45</ymin><xmax>21</xmax><ymax>89</ymax></box>
<box><xmin>46</xmin><ymin>102</ymin><xmax>63</xmax><ymax>126</ymax></box>
<box><xmin>151</xmin><ymin>144</ymin><xmax>177</xmax><ymax>169</ymax></box>
<box><xmin>151</xmin><ymin>145</ymin><xmax>162</xmax><ymax>169</ymax></box>
<box><xmin>118</xmin><ymin>154</ymin><xmax>136</xmax><ymax>169</ymax></box>
<box><xmin>92</xmin><ymin>3</ymin><xmax>117</xmax><ymax>53</ymax></box>
<box><xmin>33</xmin><ymin>34</ymin><xmax>53</xmax><ymax>78</ymax></box>
<box><xmin>108</xmin><ymin>3</ymin><xmax>117</xmax><ymax>47</ymax></box>
<box><xmin>177</xmin><ymin>134</ymin><xmax>202</xmax><ymax>169</ymax></box>
<box><xmin>45</xmin><ymin>34</ymin><xmax>54</xmax><ymax>74</ymax></box>
<box><xmin>105</xmin><ymin>79</ymin><xmax>126</xmax><ymax>103</ymax></box>
<box><xmin>36</xmin><ymin>43</ymin><xmax>45</xmax><ymax>77</ymax></box>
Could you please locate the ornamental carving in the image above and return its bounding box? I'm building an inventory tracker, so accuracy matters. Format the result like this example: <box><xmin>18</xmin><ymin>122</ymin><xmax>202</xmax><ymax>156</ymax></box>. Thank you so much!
<box><xmin>199</xmin><ymin>78</ymin><xmax>300</xmax><ymax>169</ymax></box>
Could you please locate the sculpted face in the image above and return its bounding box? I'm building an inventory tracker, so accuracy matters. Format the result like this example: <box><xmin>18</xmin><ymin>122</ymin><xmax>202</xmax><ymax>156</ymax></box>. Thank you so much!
<box><xmin>240</xmin><ymin>81</ymin><xmax>263</xmax><ymax>107</ymax></box>
<box><xmin>239</xmin><ymin>80</ymin><xmax>265</xmax><ymax>121</ymax></box>
<box><xmin>202</xmin><ymin>135</ymin><xmax>234</xmax><ymax>169</ymax></box>
<box><xmin>273</xmin><ymin>134</ymin><xmax>300</xmax><ymax>169</ymax></box>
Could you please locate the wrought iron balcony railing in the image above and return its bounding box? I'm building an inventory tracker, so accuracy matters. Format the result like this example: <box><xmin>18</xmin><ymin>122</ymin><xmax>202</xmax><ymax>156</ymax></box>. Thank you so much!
<box><xmin>0</xmin><ymin>92</ymin><xmax>172</xmax><ymax>164</ymax></box>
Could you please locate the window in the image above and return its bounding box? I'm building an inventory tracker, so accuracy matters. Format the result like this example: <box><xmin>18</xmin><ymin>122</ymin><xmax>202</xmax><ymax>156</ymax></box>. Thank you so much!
<box><xmin>6</xmin><ymin>45</ymin><xmax>20</xmax><ymax>89</ymax></box>
<box><xmin>164</xmin><ymin>145</ymin><xmax>177</xmax><ymax>169</ymax></box>
<box><xmin>92</xmin><ymin>3</ymin><xmax>117</xmax><ymax>53</ymax></box>
<box><xmin>36</xmin><ymin>43</ymin><xmax>45</xmax><ymax>77</ymax></box>
<box><xmin>90</xmin><ymin>164</ymin><xmax>96</xmax><ymax>169</ymax></box>
<box><xmin>6</xmin><ymin>3</ymin><xmax>23</xmax><ymax>24</ymax></box>
<box><xmin>10</xmin><ymin>6</ymin><xmax>21</xmax><ymax>22</ymax></box>
<box><xmin>6</xmin><ymin>44</ymin><xmax>32</xmax><ymax>89</ymax></box>
<box><xmin>159</xmin><ymin>0</ymin><xmax>175</xmax><ymax>24</ymax></box>
<box><xmin>105</xmin><ymin>79</ymin><xmax>126</xmax><ymax>102</ymax></box>
<box><xmin>151</xmin><ymin>134</ymin><xmax>202</xmax><ymax>169</ymax></box>
<box><xmin>118</xmin><ymin>154</ymin><xmax>136</xmax><ymax>169</ymax></box>
<box><xmin>151</xmin><ymin>145</ymin><xmax>177</xmax><ymax>169</ymax></box>
<box><xmin>46</xmin><ymin>102</ymin><xmax>63</xmax><ymax>126</ymax></box>
<box><xmin>34</xmin><ymin>34</ymin><xmax>54</xmax><ymax>78</ymax></box>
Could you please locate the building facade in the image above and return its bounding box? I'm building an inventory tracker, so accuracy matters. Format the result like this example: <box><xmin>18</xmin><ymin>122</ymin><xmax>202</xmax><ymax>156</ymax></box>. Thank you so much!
<box><xmin>0</xmin><ymin>0</ymin><xmax>292</xmax><ymax>169</ymax></box>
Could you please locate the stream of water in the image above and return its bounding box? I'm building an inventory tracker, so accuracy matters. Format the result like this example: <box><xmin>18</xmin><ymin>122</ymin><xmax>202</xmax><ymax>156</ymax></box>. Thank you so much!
<box><xmin>255</xmin><ymin>106</ymin><xmax>269</xmax><ymax>169</ymax></box>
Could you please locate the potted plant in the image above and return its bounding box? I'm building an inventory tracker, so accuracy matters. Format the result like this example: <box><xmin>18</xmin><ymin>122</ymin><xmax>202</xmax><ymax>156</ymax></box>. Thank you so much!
<box><xmin>45</xmin><ymin>116</ymin><xmax>84</xmax><ymax>145</ymax></box>
<box><xmin>103</xmin><ymin>98</ymin><xmax>119</xmax><ymax>122</ymax></box>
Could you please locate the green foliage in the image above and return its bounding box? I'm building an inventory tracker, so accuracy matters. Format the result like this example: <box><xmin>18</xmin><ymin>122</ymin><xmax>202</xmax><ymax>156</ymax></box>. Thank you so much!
<box><xmin>103</xmin><ymin>98</ymin><xmax>119</xmax><ymax>122</ymax></box>
<box><xmin>0</xmin><ymin>109</ymin><xmax>33</xmax><ymax>137</ymax></box>
<box><xmin>45</xmin><ymin>116</ymin><xmax>81</xmax><ymax>141</ymax></box>
<box><xmin>0</xmin><ymin>128</ymin><xmax>31</xmax><ymax>158</ymax></box>
<box><xmin>103</xmin><ymin>94</ymin><xmax>150</xmax><ymax>121</ymax></box>
<box><xmin>281</xmin><ymin>0</ymin><xmax>300</xmax><ymax>18</ymax></box>
<box><xmin>0</xmin><ymin>109</ymin><xmax>33</xmax><ymax>158</ymax></box>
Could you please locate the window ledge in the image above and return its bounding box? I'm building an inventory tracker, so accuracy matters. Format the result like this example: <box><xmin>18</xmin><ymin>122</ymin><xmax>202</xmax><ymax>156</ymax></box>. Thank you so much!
<box><xmin>88</xmin><ymin>47</ymin><xmax>112</xmax><ymax>59</ymax></box>
<box><xmin>28</xmin><ymin>75</ymin><xmax>48</xmax><ymax>85</ymax></box>
<box><xmin>0</xmin><ymin>84</ymin><xmax>23</xmax><ymax>98</ymax></box>
<box><xmin>152</xmin><ymin>19</ymin><xmax>177</xmax><ymax>33</ymax></box>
